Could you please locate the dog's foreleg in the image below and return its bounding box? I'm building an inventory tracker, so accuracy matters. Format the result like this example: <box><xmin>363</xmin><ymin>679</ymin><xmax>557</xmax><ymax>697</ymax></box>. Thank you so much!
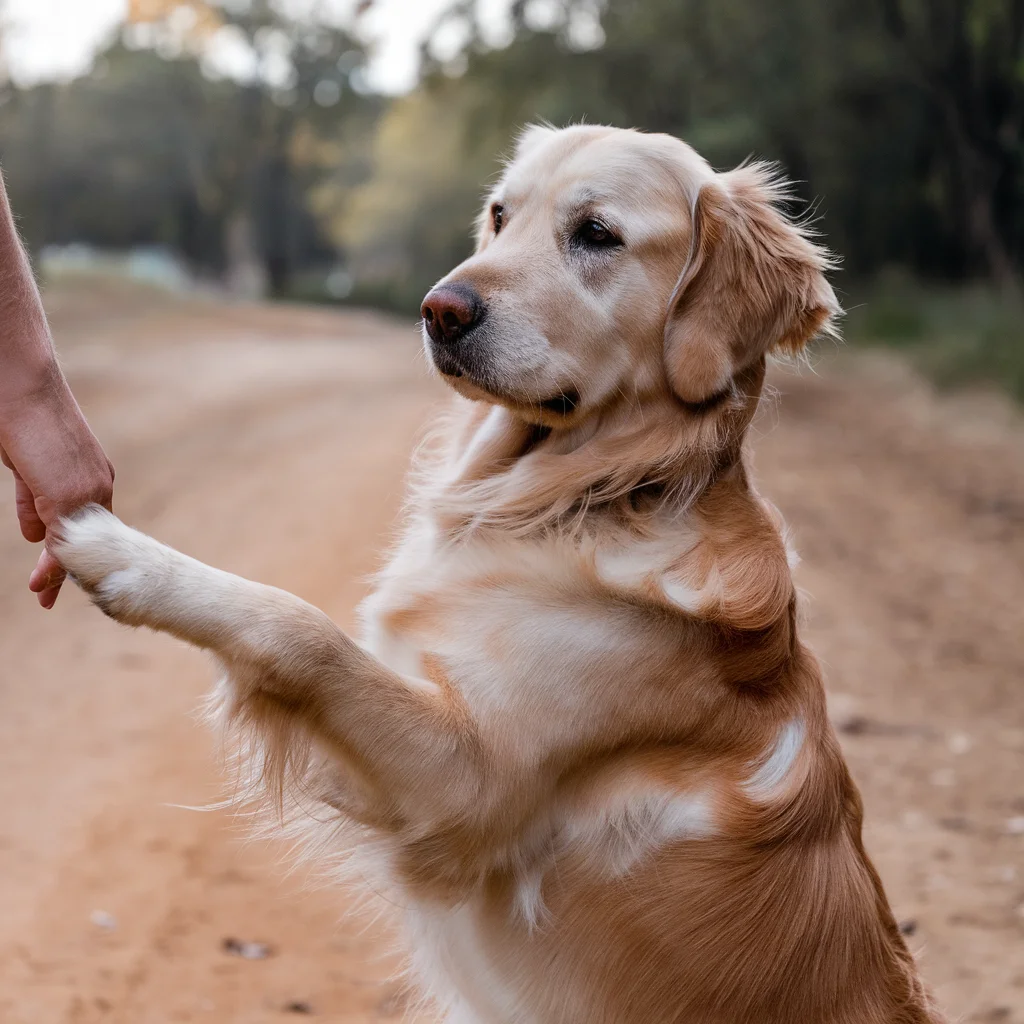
<box><xmin>51</xmin><ymin>506</ymin><xmax>483</xmax><ymax>828</ymax></box>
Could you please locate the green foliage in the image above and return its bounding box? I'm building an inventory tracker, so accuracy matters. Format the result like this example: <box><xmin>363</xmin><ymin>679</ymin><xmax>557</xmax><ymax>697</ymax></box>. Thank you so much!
<box><xmin>0</xmin><ymin>5</ymin><xmax>379</xmax><ymax>294</ymax></box>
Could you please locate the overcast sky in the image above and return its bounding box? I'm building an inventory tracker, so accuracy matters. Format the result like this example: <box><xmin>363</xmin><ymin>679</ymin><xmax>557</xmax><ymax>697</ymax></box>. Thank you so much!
<box><xmin>1</xmin><ymin>0</ymin><xmax>519</xmax><ymax>92</ymax></box>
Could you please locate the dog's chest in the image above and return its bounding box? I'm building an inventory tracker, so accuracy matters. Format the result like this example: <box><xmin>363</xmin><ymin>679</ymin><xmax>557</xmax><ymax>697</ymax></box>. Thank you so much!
<box><xmin>362</xmin><ymin>527</ymin><xmax>597</xmax><ymax>715</ymax></box>
<box><xmin>362</xmin><ymin>533</ymin><xmax>607</xmax><ymax>709</ymax></box>
<box><xmin>358</xmin><ymin>517</ymin><xmax>703</xmax><ymax>726</ymax></box>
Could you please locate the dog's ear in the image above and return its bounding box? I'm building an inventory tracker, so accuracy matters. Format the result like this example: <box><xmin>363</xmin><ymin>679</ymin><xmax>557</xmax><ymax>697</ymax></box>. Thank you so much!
<box><xmin>664</xmin><ymin>163</ymin><xmax>839</xmax><ymax>405</ymax></box>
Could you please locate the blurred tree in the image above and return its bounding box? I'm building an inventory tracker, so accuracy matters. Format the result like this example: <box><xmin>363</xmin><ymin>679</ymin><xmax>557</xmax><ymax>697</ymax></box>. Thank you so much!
<box><xmin>0</xmin><ymin>0</ymin><xmax>378</xmax><ymax>296</ymax></box>
<box><xmin>333</xmin><ymin>76</ymin><xmax>515</xmax><ymax>308</ymax></box>
<box><xmin>877</xmin><ymin>0</ymin><xmax>1024</xmax><ymax>291</ymax></box>
<box><xmin>338</xmin><ymin>0</ymin><xmax>1022</xmax><ymax>309</ymax></box>
<box><xmin>129</xmin><ymin>0</ymin><xmax>376</xmax><ymax>296</ymax></box>
<box><xmin>0</xmin><ymin>47</ymin><xmax>223</xmax><ymax>265</ymax></box>
<box><xmin>0</xmin><ymin>0</ymin><xmax>1019</xmax><ymax>308</ymax></box>
<box><xmin>128</xmin><ymin>0</ymin><xmax>224</xmax><ymax>37</ymax></box>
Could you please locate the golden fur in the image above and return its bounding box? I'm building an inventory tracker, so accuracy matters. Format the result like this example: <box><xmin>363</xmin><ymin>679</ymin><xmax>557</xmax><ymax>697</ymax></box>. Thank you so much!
<box><xmin>53</xmin><ymin>125</ymin><xmax>945</xmax><ymax>1023</ymax></box>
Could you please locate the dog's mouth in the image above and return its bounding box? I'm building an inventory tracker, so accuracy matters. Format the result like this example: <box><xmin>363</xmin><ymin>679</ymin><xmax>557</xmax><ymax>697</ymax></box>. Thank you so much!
<box><xmin>538</xmin><ymin>390</ymin><xmax>580</xmax><ymax>416</ymax></box>
<box><xmin>426</xmin><ymin>337</ymin><xmax>580</xmax><ymax>420</ymax></box>
<box><xmin>430</xmin><ymin>346</ymin><xmax>466</xmax><ymax>379</ymax></box>
<box><xmin>452</xmin><ymin>375</ymin><xmax>582</xmax><ymax>420</ymax></box>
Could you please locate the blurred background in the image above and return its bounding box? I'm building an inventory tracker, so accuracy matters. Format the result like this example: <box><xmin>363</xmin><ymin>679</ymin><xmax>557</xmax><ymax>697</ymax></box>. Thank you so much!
<box><xmin>1</xmin><ymin>0</ymin><xmax>1022</xmax><ymax>394</ymax></box>
<box><xmin>0</xmin><ymin>2</ymin><xmax>1022</xmax><ymax>1023</ymax></box>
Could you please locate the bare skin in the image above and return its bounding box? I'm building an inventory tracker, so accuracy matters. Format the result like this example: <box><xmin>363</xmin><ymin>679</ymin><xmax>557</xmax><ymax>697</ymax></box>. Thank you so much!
<box><xmin>0</xmin><ymin>171</ymin><xmax>114</xmax><ymax>607</ymax></box>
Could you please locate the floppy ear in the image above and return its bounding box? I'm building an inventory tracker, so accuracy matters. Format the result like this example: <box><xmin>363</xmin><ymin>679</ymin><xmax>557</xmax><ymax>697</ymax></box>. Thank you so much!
<box><xmin>664</xmin><ymin>163</ymin><xmax>839</xmax><ymax>405</ymax></box>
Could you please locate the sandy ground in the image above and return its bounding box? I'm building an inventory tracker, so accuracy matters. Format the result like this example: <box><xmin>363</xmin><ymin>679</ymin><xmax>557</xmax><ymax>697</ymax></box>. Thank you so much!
<box><xmin>0</xmin><ymin>277</ymin><xmax>1021</xmax><ymax>1023</ymax></box>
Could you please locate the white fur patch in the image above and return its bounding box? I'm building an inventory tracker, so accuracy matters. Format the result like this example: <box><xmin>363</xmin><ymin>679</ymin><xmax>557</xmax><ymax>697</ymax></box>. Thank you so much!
<box><xmin>503</xmin><ymin>784</ymin><xmax>718</xmax><ymax>930</ymax></box>
<box><xmin>744</xmin><ymin>719</ymin><xmax>806</xmax><ymax>800</ymax></box>
<box><xmin>453</xmin><ymin>405</ymin><xmax>510</xmax><ymax>476</ymax></box>
<box><xmin>512</xmin><ymin>868</ymin><xmax>547</xmax><ymax>931</ymax></box>
<box><xmin>407</xmin><ymin>904</ymin><xmax>530</xmax><ymax>1024</ymax></box>
<box><xmin>54</xmin><ymin>507</ymin><xmax>167</xmax><ymax>607</ymax></box>
<box><xmin>594</xmin><ymin>531</ymin><xmax>703</xmax><ymax>607</ymax></box>
<box><xmin>559</xmin><ymin>786</ymin><xmax>716</xmax><ymax>878</ymax></box>
<box><xmin>96</xmin><ymin>566</ymin><xmax>146</xmax><ymax>609</ymax></box>
<box><xmin>595</xmin><ymin>537</ymin><xmax>684</xmax><ymax>590</ymax></box>
<box><xmin>783</xmin><ymin>531</ymin><xmax>801</xmax><ymax>571</ymax></box>
<box><xmin>660</xmin><ymin>564</ymin><xmax>721</xmax><ymax>615</ymax></box>
<box><xmin>660</xmin><ymin>577</ymin><xmax>703</xmax><ymax>612</ymax></box>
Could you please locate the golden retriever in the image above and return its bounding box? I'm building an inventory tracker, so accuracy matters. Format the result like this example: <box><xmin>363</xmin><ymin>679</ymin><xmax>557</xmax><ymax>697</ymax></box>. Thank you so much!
<box><xmin>53</xmin><ymin>125</ymin><xmax>946</xmax><ymax>1023</ymax></box>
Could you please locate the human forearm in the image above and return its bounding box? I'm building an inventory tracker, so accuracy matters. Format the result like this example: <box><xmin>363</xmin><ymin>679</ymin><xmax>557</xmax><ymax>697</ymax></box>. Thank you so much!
<box><xmin>0</xmin><ymin>169</ymin><xmax>58</xmax><ymax>407</ymax></box>
<box><xmin>0</xmin><ymin>168</ymin><xmax>114</xmax><ymax>608</ymax></box>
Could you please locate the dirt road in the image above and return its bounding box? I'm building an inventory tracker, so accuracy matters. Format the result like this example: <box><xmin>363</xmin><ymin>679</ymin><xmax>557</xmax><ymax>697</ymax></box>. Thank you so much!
<box><xmin>1</xmin><ymin>279</ymin><xmax>1021</xmax><ymax>1023</ymax></box>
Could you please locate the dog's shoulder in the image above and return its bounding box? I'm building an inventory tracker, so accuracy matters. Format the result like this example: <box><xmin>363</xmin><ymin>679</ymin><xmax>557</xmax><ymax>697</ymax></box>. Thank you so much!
<box><xmin>590</xmin><ymin>472</ymin><xmax>796</xmax><ymax>635</ymax></box>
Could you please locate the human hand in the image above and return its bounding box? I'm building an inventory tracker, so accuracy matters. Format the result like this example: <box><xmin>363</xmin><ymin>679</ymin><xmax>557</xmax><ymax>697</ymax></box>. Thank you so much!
<box><xmin>0</xmin><ymin>365</ymin><xmax>114</xmax><ymax>608</ymax></box>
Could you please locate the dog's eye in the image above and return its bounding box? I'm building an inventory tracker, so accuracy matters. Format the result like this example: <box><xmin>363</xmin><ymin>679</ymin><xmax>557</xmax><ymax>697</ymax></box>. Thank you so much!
<box><xmin>492</xmin><ymin>204</ymin><xmax>504</xmax><ymax>235</ymax></box>
<box><xmin>573</xmin><ymin>219</ymin><xmax>621</xmax><ymax>249</ymax></box>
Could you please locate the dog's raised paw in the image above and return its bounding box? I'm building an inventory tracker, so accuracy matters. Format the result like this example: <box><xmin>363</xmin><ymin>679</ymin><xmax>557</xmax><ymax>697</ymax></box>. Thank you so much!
<box><xmin>50</xmin><ymin>506</ymin><xmax>166</xmax><ymax>621</ymax></box>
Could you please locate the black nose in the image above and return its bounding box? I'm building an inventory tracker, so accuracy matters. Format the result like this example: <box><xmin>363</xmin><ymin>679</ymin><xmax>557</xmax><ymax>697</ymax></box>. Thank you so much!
<box><xmin>421</xmin><ymin>282</ymin><xmax>484</xmax><ymax>345</ymax></box>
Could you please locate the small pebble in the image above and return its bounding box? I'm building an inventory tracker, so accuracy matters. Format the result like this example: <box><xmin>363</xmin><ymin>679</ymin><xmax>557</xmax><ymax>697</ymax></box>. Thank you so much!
<box><xmin>835</xmin><ymin>715</ymin><xmax>872</xmax><ymax>736</ymax></box>
<box><xmin>901</xmin><ymin>809</ymin><xmax>926</xmax><ymax>829</ymax></box>
<box><xmin>947</xmin><ymin>732</ymin><xmax>972</xmax><ymax>755</ymax></box>
<box><xmin>284</xmin><ymin>1001</ymin><xmax>314</xmax><ymax>1014</ymax></box>
<box><xmin>222</xmin><ymin>936</ymin><xmax>273</xmax><ymax>960</ymax></box>
<box><xmin>90</xmin><ymin>910</ymin><xmax>117</xmax><ymax>931</ymax></box>
<box><xmin>939</xmin><ymin>816</ymin><xmax>971</xmax><ymax>832</ymax></box>
<box><xmin>976</xmin><ymin>1008</ymin><xmax>1012</xmax><ymax>1022</ymax></box>
<box><xmin>1005</xmin><ymin>816</ymin><xmax>1024</xmax><ymax>835</ymax></box>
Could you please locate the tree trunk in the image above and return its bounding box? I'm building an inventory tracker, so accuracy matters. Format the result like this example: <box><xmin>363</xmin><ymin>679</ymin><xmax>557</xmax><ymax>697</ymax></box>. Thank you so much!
<box><xmin>257</xmin><ymin>142</ymin><xmax>294</xmax><ymax>300</ymax></box>
<box><xmin>945</xmin><ymin>112</ymin><xmax>1020</xmax><ymax>295</ymax></box>
<box><xmin>224</xmin><ymin>211</ymin><xmax>266</xmax><ymax>298</ymax></box>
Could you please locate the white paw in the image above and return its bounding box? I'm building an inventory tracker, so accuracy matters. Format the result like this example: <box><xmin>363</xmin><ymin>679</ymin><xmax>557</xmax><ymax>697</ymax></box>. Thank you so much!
<box><xmin>51</xmin><ymin>506</ymin><xmax>168</xmax><ymax>620</ymax></box>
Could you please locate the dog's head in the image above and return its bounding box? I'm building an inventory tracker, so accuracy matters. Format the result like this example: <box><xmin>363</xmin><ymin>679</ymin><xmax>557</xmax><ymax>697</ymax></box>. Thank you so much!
<box><xmin>421</xmin><ymin>125</ymin><xmax>838</xmax><ymax>426</ymax></box>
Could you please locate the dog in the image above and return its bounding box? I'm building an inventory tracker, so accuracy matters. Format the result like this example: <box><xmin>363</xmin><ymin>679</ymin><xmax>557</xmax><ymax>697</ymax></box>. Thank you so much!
<box><xmin>52</xmin><ymin>125</ymin><xmax>946</xmax><ymax>1023</ymax></box>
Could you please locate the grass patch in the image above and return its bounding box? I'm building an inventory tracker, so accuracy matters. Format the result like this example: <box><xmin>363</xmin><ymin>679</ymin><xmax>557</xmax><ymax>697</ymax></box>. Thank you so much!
<box><xmin>844</xmin><ymin>274</ymin><xmax>1024</xmax><ymax>402</ymax></box>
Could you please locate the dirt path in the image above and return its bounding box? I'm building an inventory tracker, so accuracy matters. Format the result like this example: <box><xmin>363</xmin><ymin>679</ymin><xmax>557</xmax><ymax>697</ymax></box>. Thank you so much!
<box><xmin>0</xmin><ymin>279</ymin><xmax>1021</xmax><ymax>1023</ymax></box>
